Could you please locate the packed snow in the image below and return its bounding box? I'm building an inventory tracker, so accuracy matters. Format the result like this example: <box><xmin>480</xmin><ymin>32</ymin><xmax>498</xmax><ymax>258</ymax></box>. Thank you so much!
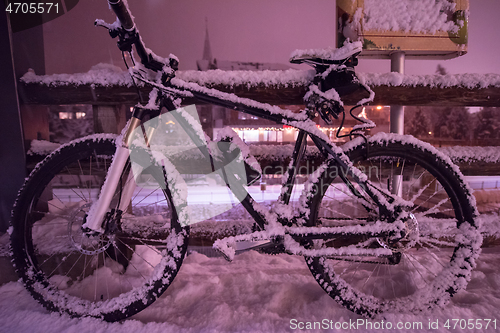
<box><xmin>21</xmin><ymin>64</ymin><xmax>134</xmax><ymax>87</ymax></box>
<box><xmin>1</xmin><ymin>247</ymin><xmax>500</xmax><ymax>332</ymax></box>
<box><xmin>440</xmin><ymin>146</ymin><xmax>500</xmax><ymax>164</ymax></box>
<box><xmin>20</xmin><ymin>66</ymin><xmax>500</xmax><ymax>90</ymax></box>
<box><xmin>28</xmin><ymin>139</ymin><xmax>500</xmax><ymax>165</ymax></box>
<box><xmin>289</xmin><ymin>41</ymin><xmax>363</xmax><ymax>63</ymax></box>
<box><xmin>357</xmin><ymin>72</ymin><xmax>500</xmax><ymax>89</ymax></box>
<box><xmin>362</xmin><ymin>0</ymin><xmax>459</xmax><ymax>34</ymax></box>
<box><xmin>27</xmin><ymin>140</ymin><xmax>62</xmax><ymax>156</ymax></box>
<box><xmin>177</xmin><ymin>69</ymin><xmax>314</xmax><ymax>89</ymax></box>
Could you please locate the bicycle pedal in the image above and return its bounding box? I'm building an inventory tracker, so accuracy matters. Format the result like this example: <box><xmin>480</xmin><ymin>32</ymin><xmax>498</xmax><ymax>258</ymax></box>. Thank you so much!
<box><xmin>213</xmin><ymin>239</ymin><xmax>272</xmax><ymax>262</ymax></box>
<box><xmin>215</xmin><ymin>247</ymin><xmax>234</xmax><ymax>262</ymax></box>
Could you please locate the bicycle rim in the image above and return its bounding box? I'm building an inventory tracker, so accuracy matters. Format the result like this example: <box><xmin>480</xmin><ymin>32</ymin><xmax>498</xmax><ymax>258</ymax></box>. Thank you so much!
<box><xmin>303</xmin><ymin>135</ymin><xmax>481</xmax><ymax>317</ymax></box>
<box><xmin>10</xmin><ymin>135</ymin><xmax>188</xmax><ymax>321</ymax></box>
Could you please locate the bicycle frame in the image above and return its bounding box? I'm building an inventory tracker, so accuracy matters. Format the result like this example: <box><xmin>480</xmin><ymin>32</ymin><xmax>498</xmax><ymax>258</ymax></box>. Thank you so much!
<box><xmin>83</xmin><ymin>0</ymin><xmax>406</xmax><ymax>250</ymax></box>
<box><xmin>83</xmin><ymin>69</ymin><xmax>403</xmax><ymax>247</ymax></box>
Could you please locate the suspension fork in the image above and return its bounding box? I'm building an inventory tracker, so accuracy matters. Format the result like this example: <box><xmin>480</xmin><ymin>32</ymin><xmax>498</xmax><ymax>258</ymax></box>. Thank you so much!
<box><xmin>82</xmin><ymin>108</ymin><xmax>154</xmax><ymax>233</ymax></box>
<box><xmin>116</xmin><ymin>129</ymin><xmax>157</xmax><ymax>215</ymax></box>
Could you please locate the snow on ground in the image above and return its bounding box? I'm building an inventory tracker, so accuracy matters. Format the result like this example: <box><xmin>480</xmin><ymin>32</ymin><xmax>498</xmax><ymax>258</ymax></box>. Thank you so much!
<box><xmin>1</xmin><ymin>247</ymin><xmax>500</xmax><ymax>333</ymax></box>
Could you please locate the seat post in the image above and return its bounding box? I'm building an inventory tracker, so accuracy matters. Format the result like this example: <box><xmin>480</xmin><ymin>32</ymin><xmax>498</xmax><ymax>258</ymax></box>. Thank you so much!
<box><xmin>390</xmin><ymin>51</ymin><xmax>405</xmax><ymax>197</ymax></box>
<box><xmin>390</xmin><ymin>51</ymin><xmax>405</xmax><ymax>135</ymax></box>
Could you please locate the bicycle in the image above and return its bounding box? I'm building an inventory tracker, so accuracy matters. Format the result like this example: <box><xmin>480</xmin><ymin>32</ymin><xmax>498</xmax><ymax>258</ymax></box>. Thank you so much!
<box><xmin>10</xmin><ymin>0</ymin><xmax>481</xmax><ymax>322</ymax></box>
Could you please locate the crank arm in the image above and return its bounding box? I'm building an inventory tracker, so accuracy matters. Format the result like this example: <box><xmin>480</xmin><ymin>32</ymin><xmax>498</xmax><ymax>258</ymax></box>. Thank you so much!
<box><xmin>212</xmin><ymin>229</ymin><xmax>282</xmax><ymax>261</ymax></box>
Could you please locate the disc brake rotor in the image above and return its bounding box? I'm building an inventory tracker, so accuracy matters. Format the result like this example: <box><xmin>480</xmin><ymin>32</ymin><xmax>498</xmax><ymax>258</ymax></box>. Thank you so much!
<box><xmin>68</xmin><ymin>203</ymin><xmax>114</xmax><ymax>255</ymax></box>
<box><xmin>377</xmin><ymin>212</ymin><xmax>419</xmax><ymax>253</ymax></box>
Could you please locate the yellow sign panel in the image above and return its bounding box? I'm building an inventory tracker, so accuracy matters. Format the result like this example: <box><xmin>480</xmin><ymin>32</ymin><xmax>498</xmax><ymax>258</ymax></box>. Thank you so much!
<box><xmin>337</xmin><ymin>0</ymin><xmax>468</xmax><ymax>59</ymax></box>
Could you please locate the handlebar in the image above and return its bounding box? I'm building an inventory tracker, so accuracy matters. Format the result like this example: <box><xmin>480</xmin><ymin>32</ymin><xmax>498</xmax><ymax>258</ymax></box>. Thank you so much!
<box><xmin>108</xmin><ymin>0</ymin><xmax>134</xmax><ymax>31</ymax></box>
<box><xmin>104</xmin><ymin>0</ymin><xmax>178</xmax><ymax>73</ymax></box>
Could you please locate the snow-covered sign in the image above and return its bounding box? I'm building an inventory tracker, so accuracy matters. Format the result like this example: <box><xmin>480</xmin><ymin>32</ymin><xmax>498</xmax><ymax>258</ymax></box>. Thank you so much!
<box><xmin>338</xmin><ymin>0</ymin><xmax>469</xmax><ymax>59</ymax></box>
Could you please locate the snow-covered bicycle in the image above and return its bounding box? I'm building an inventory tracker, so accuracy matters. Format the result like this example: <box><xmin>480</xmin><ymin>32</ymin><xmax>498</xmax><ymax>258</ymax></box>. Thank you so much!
<box><xmin>10</xmin><ymin>0</ymin><xmax>481</xmax><ymax>321</ymax></box>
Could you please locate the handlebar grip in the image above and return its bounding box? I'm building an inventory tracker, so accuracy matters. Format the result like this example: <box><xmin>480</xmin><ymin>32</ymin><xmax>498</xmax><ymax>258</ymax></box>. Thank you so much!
<box><xmin>108</xmin><ymin>0</ymin><xmax>134</xmax><ymax>31</ymax></box>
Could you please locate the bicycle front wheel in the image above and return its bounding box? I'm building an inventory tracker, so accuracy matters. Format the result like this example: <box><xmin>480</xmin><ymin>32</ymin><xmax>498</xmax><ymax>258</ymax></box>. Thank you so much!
<box><xmin>10</xmin><ymin>134</ymin><xmax>189</xmax><ymax>321</ymax></box>
<box><xmin>303</xmin><ymin>134</ymin><xmax>481</xmax><ymax>317</ymax></box>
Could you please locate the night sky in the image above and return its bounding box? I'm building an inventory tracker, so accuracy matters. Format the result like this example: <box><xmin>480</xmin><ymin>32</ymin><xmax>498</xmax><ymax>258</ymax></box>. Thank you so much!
<box><xmin>37</xmin><ymin>0</ymin><xmax>500</xmax><ymax>75</ymax></box>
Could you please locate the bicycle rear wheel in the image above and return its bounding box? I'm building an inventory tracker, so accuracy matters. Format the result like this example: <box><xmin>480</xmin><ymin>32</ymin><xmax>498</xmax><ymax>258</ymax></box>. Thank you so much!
<box><xmin>303</xmin><ymin>134</ymin><xmax>481</xmax><ymax>317</ymax></box>
<box><xmin>10</xmin><ymin>134</ymin><xmax>188</xmax><ymax>321</ymax></box>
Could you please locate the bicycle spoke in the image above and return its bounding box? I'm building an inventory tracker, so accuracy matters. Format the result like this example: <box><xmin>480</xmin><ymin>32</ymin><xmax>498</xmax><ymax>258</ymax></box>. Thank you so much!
<box><xmin>66</xmin><ymin>165</ymin><xmax>88</xmax><ymax>202</ymax></box>
<box><xmin>360</xmin><ymin>262</ymin><xmax>379</xmax><ymax>293</ymax></box>
<box><xmin>111</xmin><ymin>242</ymin><xmax>148</xmax><ymax>281</ymax></box>
<box><xmin>386</xmin><ymin>262</ymin><xmax>397</xmax><ymax>299</ymax></box>
<box><xmin>418</xmin><ymin>236</ymin><xmax>457</xmax><ymax>248</ymax></box>
<box><xmin>31</xmin><ymin>212</ymin><xmax>72</xmax><ymax>222</ymax></box>
<box><xmin>116</xmin><ymin>238</ymin><xmax>155</xmax><ymax>269</ymax></box>
<box><xmin>126</xmin><ymin>237</ymin><xmax>163</xmax><ymax>256</ymax></box>
<box><xmin>404</xmin><ymin>252</ymin><xmax>436</xmax><ymax>283</ymax></box>
<box><xmin>103</xmin><ymin>249</ymin><xmax>135</xmax><ymax>291</ymax></box>
<box><xmin>94</xmin><ymin>251</ymin><xmax>98</xmax><ymax>301</ymax></box>
<box><xmin>46</xmin><ymin>250</ymin><xmax>78</xmax><ymax>278</ymax></box>
<box><xmin>420</xmin><ymin>246</ymin><xmax>447</xmax><ymax>268</ymax></box>
<box><xmin>411</xmin><ymin>186</ymin><xmax>447</xmax><ymax>214</ymax></box>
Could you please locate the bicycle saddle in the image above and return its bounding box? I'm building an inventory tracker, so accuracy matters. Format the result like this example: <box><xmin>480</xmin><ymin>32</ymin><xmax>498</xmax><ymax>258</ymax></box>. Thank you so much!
<box><xmin>289</xmin><ymin>41</ymin><xmax>362</xmax><ymax>66</ymax></box>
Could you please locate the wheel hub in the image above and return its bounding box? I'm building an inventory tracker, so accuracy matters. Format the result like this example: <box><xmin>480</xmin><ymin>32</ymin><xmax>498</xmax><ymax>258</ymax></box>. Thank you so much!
<box><xmin>68</xmin><ymin>203</ymin><xmax>114</xmax><ymax>255</ymax></box>
<box><xmin>377</xmin><ymin>212</ymin><xmax>419</xmax><ymax>253</ymax></box>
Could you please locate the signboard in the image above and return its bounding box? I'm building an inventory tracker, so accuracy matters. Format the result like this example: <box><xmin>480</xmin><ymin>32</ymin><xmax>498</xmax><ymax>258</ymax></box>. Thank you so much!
<box><xmin>337</xmin><ymin>0</ymin><xmax>469</xmax><ymax>59</ymax></box>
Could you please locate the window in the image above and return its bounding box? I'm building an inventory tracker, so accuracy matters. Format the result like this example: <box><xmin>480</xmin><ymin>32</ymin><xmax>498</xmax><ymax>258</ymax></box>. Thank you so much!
<box><xmin>59</xmin><ymin>112</ymin><xmax>73</xmax><ymax>119</ymax></box>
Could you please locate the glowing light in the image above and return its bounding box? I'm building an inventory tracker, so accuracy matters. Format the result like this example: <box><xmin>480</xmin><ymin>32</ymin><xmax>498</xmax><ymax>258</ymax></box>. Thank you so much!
<box><xmin>428</xmin><ymin>131</ymin><xmax>432</xmax><ymax>135</ymax></box>
<box><xmin>59</xmin><ymin>112</ymin><xmax>72</xmax><ymax>119</ymax></box>
<box><xmin>232</xmin><ymin>127</ymin><xmax>284</xmax><ymax>132</ymax></box>
<box><xmin>376</xmin><ymin>106</ymin><xmax>383</xmax><ymax>110</ymax></box>
<box><xmin>75</xmin><ymin>112</ymin><xmax>86</xmax><ymax>119</ymax></box>
<box><xmin>231</xmin><ymin>125</ymin><xmax>340</xmax><ymax>133</ymax></box>
<box><xmin>358</xmin><ymin>107</ymin><xmax>368</xmax><ymax>119</ymax></box>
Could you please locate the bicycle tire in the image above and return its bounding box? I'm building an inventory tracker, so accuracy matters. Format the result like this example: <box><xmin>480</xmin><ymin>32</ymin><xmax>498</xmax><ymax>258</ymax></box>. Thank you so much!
<box><xmin>10</xmin><ymin>134</ymin><xmax>189</xmax><ymax>321</ymax></box>
<box><xmin>302</xmin><ymin>133</ymin><xmax>481</xmax><ymax>317</ymax></box>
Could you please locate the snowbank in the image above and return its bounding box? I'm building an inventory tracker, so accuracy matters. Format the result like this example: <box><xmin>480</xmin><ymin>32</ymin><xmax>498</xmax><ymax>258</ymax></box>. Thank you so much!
<box><xmin>1</xmin><ymin>248</ymin><xmax>500</xmax><ymax>332</ymax></box>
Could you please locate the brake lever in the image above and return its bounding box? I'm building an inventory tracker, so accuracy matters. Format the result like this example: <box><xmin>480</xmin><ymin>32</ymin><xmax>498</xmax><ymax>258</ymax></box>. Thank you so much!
<box><xmin>95</xmin><ymin>19</ymin><xmax>121</xmax><ymax>38</ymax></box>
<box><xmin>95</xmin><ymin>19</ymin><xmax>177</xmax><ymax>77</ymax></box>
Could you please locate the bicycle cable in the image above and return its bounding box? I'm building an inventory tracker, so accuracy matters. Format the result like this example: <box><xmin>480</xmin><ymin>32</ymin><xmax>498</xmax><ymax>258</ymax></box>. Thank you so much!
<box><xmin>122</xmin><ymin>51</ymin><xmax>145</xmax><ymax>104</ymax></box>
<box><xmin>334</xmin><ymin>104</ymin><xmax>370</xmax><ymax>157</ymax></box>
